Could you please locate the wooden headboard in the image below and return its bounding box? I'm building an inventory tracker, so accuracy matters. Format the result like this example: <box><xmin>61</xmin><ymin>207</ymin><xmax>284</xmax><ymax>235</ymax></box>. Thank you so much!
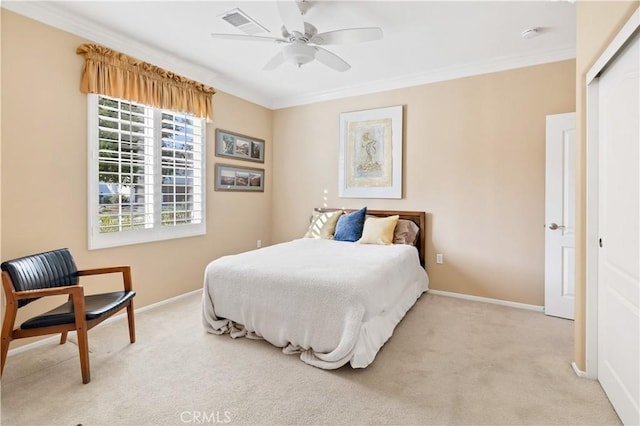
<box><xmin>314</xmin><ymin>208</ymin><xmax>426</xmax><ymax>269</ymax></box>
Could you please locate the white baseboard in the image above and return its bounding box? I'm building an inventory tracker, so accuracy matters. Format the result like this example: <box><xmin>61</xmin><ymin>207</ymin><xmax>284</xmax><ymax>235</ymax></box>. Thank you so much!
<box><xmin>133</xmin><ymin>288</ymin><xmax>202</xmax><ymax>316</ymax></box>
<box><xmin>7</xmin><ymin>289</ymin><xmax>202</xmax><ymax>357</ymax></box>
<box><xmin>571</xmin><ymin>362</ymin><xmax>588</xmax><ymax>378</ymax></box>
<box><xmin>427</xmin><ymin>289</ymin><xmax>545</xmax><ymax>312</ymax></box>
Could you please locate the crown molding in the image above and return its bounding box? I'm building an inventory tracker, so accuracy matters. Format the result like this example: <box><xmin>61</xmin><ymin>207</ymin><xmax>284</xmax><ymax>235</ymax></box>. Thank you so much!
<box><xmin>3</xmin><ymin>1</ymin><xmax>575</xmax><ymax>111</ymax></box>
<box><xmin>1</xmin><ymin>1</ymin><xmax>273</xmax><ymax>108</ymax></box>
<box><xmin>269</xmin><ymin>46</ymin><xmax>576</xmax><ymax>109</ymax></box>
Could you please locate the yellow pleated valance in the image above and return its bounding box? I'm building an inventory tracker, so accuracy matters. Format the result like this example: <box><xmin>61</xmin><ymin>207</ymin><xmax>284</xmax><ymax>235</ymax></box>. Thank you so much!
<box><xmin>76</xmin><ymin>43</ymin><xmax>215</xmax><ymax>120</ymax></box>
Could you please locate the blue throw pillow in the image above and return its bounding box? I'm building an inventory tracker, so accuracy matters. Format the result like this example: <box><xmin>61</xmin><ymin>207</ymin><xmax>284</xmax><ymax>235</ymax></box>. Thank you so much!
<box><xmin>333</xmin><ymin>207</ymin><xmax>367</xmax><ymax>242</ymax></box>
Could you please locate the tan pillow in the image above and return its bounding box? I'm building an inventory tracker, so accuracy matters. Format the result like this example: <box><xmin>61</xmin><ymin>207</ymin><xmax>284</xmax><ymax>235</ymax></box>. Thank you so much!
<box><xmin>393</xmin><ymin>219</ymin><xmax>419</xmax><ymax>245</ymax></box>
<box><xmin>304</xmin><ymin>210</ymin><xmax>343</xmax><ymax>239</ymax></box>
<box><xmin>358</xmin><ymin>215</ymin><xmax>399</xmax><ymax>245</ymax></box>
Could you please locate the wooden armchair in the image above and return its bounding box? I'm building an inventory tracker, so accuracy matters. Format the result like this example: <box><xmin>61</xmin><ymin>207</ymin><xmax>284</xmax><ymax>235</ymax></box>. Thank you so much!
<box><xmin>0</xmin><ymin>248</ymin><xmax>136</xmax><ymax>384</ymax></box>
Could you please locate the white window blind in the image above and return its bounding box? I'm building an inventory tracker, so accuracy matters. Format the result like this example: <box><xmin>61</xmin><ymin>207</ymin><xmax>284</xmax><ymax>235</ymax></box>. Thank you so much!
<box><xmin>88</xmin><ymin>94</ymin><xmax>205</xmax><ymax>249</ymax></box>
<box><xmin>160</xmin><ymin>112</ymin><xmax>203</xmax><ymax>227</ymax></box>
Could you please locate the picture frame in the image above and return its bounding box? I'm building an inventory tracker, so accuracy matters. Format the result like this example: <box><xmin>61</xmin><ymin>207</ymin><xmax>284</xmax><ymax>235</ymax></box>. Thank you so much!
<box><xmin>214</xmin><ymin>163</ymin><xmax>264</xmax><ymax>192</ymax></box>
<box><xmin>338</xmin><ymin>105</ymin><xmax>403</xmax><ymax>199</ymax></box>
<box><xmin>215</xmin><ymin>128</ymin><xmax>265</xmax><ymax>163</ymax></box>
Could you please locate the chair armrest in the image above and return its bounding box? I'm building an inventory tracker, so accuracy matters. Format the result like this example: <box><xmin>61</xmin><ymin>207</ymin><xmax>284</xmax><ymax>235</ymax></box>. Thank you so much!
<box><xmin>77</xmin><ymin>266</ymin><xmax>133</xmax><ymax>292</ymax></box>
<box><xmin>77</xmin><ymin>266</ymin><xmax>130</xmax><ymax>276</ymax></box>
<box><xmin>13</xmin><ymin>285</ymin><xmax>84</xmax><ymax>300</ymax></box>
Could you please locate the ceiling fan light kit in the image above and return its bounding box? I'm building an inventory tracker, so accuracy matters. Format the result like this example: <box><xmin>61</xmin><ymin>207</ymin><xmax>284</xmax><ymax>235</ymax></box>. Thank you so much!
<box><xmin>211</xmin><ymin>0</ymin><xmax>383</xmax><ymax>72</ymax></box>
<box><xmin>284</xmin><ymin>42</ymin><xmax>316</xmax><ymax>68</ymax></box>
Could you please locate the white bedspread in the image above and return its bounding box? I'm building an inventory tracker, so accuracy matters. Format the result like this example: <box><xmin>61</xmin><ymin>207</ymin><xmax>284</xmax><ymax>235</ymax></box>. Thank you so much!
<box><xmin>202</xmin><ymin>238</ymin><xmax>429</xmax><ymax>369</ymax></box>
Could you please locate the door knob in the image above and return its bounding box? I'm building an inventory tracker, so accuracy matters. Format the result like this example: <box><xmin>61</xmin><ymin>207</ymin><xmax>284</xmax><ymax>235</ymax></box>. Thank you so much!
<box><xmin>548</xmin><ymin>223</ymin><xmax>565</xmax><ymax>230</ymax></box>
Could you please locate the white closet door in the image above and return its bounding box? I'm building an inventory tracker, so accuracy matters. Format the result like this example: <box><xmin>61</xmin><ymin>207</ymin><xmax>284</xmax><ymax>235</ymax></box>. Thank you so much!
<box><xmin>597</xmin><ymin>32</ymin><xmax>639</xmax><ymax>426</ymax></box>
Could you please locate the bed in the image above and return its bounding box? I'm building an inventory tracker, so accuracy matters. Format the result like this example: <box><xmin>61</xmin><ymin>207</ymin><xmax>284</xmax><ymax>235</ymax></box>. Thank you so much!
<box><xmin>202</xmin><ymin>209</ymin><xmax>429</xmax><ymax>369</ymax></box>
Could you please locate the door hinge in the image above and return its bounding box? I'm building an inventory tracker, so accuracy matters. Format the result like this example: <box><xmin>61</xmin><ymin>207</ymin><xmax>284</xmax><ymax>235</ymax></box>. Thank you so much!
<box><xmin>599</xmin><ymin>238</ymin><xmax>603</xmax><ymax>248</ymax></box>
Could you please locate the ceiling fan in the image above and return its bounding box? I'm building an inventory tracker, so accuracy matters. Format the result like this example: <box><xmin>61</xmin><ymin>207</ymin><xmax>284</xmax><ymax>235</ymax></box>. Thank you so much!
<box><xmin>210</xmin><ymin>1</ymin><xmax>383</xmax><ymax>72</ymax></box>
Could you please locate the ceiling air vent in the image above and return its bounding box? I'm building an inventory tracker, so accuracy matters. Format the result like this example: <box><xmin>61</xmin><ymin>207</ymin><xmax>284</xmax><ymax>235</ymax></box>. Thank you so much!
<box><xmin>219</xmin><ymin>8</ymin><xmax>269</xmax><ymax>35</ymax></box>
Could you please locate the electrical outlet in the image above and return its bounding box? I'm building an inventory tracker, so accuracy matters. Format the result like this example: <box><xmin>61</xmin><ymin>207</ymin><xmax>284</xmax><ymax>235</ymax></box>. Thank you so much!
<box><xmin>257</xmin><ymin>240</ymin><xmax>262</xmax><ymax>248</ymax></box>
<box><xmin>436</xmin><ymin>253</ymin><xmax>444</xmax><ymax>264</ymax></box>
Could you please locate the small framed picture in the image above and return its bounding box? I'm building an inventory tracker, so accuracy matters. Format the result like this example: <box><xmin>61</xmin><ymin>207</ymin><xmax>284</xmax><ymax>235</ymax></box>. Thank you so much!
<box><xmin>215</xmin><ymin>128</ymin><xmax>265</xmax><ymax>163</ymax></box>
<box><xmin>215</xmin><ymin>163</ymin><xmax>264</xmax><ymax>192</ymax></box>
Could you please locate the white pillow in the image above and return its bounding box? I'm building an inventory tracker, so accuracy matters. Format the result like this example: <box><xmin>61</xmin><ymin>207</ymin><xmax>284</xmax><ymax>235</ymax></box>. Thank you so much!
<box><xmin>304</xmin><ymin>210</ymin><xmax>343</xmax><ymax>239</ymax></box>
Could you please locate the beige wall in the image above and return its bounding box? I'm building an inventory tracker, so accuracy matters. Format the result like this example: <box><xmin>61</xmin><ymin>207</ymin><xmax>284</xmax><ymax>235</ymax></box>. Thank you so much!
<box><xmin>573</xmin><ymin>0</ymin><xmax>639</xmax><ymax>371</ymax></box>
<box><xmin>1</xmin><ymin>11</ymin><xmax>273</xmax><ymax>347</ymax></box>
<box><xmin>272</xmin><ymin>61</ymin><xmax>575</xmax><ymax>306</ymax></box>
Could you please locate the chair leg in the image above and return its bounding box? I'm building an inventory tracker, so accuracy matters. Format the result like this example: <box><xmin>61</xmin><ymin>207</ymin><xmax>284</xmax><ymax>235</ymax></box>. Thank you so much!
<box><xmin>0</xmin><ymin>302</ymin><xmax>17</xmax><ymax>377</ymax></box>
<box><xmin>126</xmin><ymin>302</ymin><xmax>136</xmax><ymax>343</ymax></box>
<box><xmin>60</xmin><ymin>295</ymin><xmax>72</xmax><ymax>345</ymax></box>
<box><xmin>76</xmin><ymin>327</ymin><xmax>90</xmax><ymax>384</ymax></box>
<box><xmin>0</xmin><ymin>336</ymin><xmax>9</xmax><ymax>376</ymax></box>
<box><xmin>70</xmin><ymin>290</ymin><xmax>90</xmax><ymax>384</ymax></box>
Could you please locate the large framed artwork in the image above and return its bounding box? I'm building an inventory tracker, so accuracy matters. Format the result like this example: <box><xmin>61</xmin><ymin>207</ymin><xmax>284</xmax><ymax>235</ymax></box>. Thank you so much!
<box><xmin>215</xmin><ymin>129</ymin><xmax>265</xmax><ymax>163</ymax></box>
<box><xmin>215</xmin><ymin>163</ymin><xmax>264</xmax><ymax>192</ymax></box>
<box><xmin>338</xmin><ymin>105</ymin><xmax>403</xmax><ymax>199</ymax></box>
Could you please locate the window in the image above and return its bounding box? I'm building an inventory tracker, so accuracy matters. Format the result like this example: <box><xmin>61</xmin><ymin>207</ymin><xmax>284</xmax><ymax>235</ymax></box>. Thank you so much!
<box><xmin>88</xmin><ymin>94</ymin><xmax>205</xmax><ymax>249</ymax></box>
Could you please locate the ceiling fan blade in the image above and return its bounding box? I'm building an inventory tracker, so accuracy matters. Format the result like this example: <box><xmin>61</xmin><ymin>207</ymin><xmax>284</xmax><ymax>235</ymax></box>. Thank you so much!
<box><xmin>313</xmin><ymin>47</ymin><xmax>350</xmax><ymax>72</ymax></box>
<box><xmin>211</xmin><ymin>33</ymin><xmax>285</xmax><ymax>43</ymax></box>
<box><xmin>310</xmin><ymin>27</ymin><xmax>383</xmax><ymax>45</ymax></box>
<box><xmin>263</xmin><ymin>51</ymin><xmax>285</xmax><ymax>71</ymax></box>
<box><xmin>277</xmin><ymin>0</ymin><xmax>305</xmax><ymax>35</ymax></box>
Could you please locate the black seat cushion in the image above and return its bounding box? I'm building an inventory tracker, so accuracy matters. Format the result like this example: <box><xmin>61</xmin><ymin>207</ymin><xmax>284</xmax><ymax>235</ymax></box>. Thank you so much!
<box><xmin>20</xmin><ymin>291</ymin><xmax>136</xmax><ymax>329</ymax></box>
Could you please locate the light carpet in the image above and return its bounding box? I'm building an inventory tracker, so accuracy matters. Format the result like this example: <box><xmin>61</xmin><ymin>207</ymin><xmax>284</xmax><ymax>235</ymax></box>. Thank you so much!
<box><xmin>0</xmin><ymin>292</ymin><xmax>620</xmax><ymax>425</ymax></box>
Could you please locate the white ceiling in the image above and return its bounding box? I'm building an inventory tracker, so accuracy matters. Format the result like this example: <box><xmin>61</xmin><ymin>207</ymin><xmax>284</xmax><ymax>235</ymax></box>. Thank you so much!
<box><xmin>4</xmin><ymin>1</ymin><xmax>576</xmax><ymax>109</ymax></box>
